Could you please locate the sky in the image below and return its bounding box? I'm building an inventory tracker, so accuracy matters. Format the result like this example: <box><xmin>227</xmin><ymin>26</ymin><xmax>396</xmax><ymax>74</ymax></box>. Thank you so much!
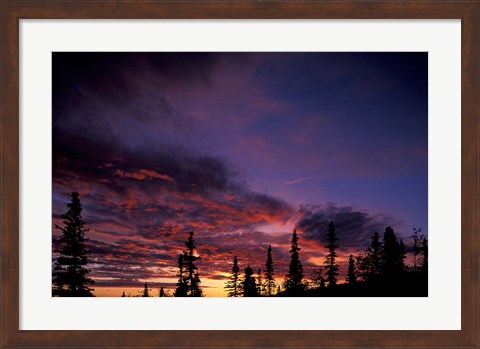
<box><xmin>52</xmin><ymin>52</ymin><xmax>428</xmax><ymax>297</ymax></box>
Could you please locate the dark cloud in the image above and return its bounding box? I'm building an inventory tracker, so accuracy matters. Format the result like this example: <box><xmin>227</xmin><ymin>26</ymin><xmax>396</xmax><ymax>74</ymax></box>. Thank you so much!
<box><xmin>54</xmin><ymin>122</ymin><xmax>238</xmax><ymax>198</ymax></box>
<box><xmin>52</xmin><ymin>53</ymin><xmax>221</xmax><ymax>173</ymax></box>
<box><xmin>53</xmin><ymin>52</ymin><xmax>217</xmax><ymax>106</ymax></box>
<box><xmin>52</xmin><ymin>101</ymin><xmax>294</xmax><ymax>240</ymax></box>
<box><xmin>296</xmin><ymin>203</ymin><xmax>404</xmax><ymax>250</ymax></box>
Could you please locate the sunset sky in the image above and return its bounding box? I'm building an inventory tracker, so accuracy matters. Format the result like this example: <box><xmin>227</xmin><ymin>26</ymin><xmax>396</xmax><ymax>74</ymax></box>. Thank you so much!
<box><xmin>52</xmin><ymin>52</ymin><xmax>428</xmax><ymax>297</ymax></box>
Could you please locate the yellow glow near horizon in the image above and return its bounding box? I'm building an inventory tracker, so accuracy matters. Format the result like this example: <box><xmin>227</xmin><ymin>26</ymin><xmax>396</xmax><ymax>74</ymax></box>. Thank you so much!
<box><xmin>93</xmin><ymin>278</ymin><xmax>229</xmax><ymax>297</ymax></box>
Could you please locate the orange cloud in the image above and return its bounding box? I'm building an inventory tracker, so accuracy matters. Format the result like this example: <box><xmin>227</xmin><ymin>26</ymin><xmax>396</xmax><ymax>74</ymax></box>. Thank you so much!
<box><xmin>115</xmin><ymin>169</ymin><xmax>176</xmax><ymax>183</ymax></box>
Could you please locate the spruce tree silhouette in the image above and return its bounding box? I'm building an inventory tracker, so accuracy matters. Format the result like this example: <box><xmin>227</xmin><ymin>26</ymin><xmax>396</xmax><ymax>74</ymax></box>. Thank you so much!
<box><xmin>52</xmin><ymin>191</ymin><xmax>94</xmax><ymax>297</ymax></box>
<box><xmin>142</xmin><ymin>281</ymin><xmax>150</xmax><ymax>297</ymax></box>
<box><xmin>410</xmin><ymin>228</ymin><xmax>422</xmax><ymax>272</ymax></box>
<box><xmin>264</xmin><ymin>245</ymin><xmax>276</xmax><ymax>296</ymax></box>
<box><xmin>356</xmin><ymin>254</ymin><xmax>371</xmax><ymax>282</ymax></box>
<box><xmin>224</xmin><ymin>256</ymin><xmax>241</xmax><ymax>297</ymax></box>
<box><xmin>159</xmin><ymin>287</ymin><xmax>165</xmax><ymax>297</ymax></box>
<box><xmin>399</xmin><ymin>238</ymin><xmax>407</xmax><ymax>270</ymax></box>
<box><xmin>242</xmin><ymin>265</ymin><xmax>258</xmax><ymax>297</ymax></box>
<box><xmin>357</xmin><ymin>231</ymin><xmax>382</xmax><ymax>282</ymax></box>
<box><xmin>311</xmin><ymin>267</ymin><xmax>325</xmax><ymax>289</ymax></box>
<box><xmin>284</xmin><ymin>229</ymin><xmax>304</xmax><ymax>294</ymax></box>
<box><xmin>121</xmin><ymin>291</ymin><xmax>126</xmax><ymax>297</ymax></box>
<box><xmin>186</xmin><ymin>231</ymin><xmax>203</xmax><ymax>296</ymax></box>
<box><xmin>420</xmin><ymin>236</ymin><xmax>428</xmax><ymax>273</ymax></box>
<box><xmin>324</xmin><ymin>221</ymin><xmax>339</xmax><ymax>287</ymax></box>
<box><xmin>382</xmin><ymin>227</ymin><xmax>405</xmax><ymax>277</ymax></box>
<box><xmin>174</xmin><ymin>254</ymin><xmax>188</xmax><ymax>297</ymax></box>
<box><xmin>256</xmin><ymin>268</ymin><xmax>263</xmax><ymax>296</ymax></box>
<box><xmin>366</xmin><ymin>231</ymin><xmax>382</xmax><ymax>278</ymax></box>
<box><xmin>175</xmin><ymin>231</ymin><xmax>203</xmax><ymax>297</ymax></box>
<box><xmin>346</xmin><ymin>254</ymin><xmax>357</xmax><ymax>284</ymax></box>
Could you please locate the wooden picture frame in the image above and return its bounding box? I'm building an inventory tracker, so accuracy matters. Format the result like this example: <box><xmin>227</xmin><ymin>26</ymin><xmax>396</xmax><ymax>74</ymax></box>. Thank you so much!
<box><xmin>1</xmin><ymin>1</ymin><xmax>478</xmax><ymax>348</ymax></box>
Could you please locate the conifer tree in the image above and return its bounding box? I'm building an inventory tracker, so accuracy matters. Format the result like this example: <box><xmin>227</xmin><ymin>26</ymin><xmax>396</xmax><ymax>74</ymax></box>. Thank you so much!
<box><xmin>411</xmin><ymin>228</ymin><xmax>422</xmax><ymax>272</ymax></box>
<box><xmin>243</xmin><ymin>265</ymin><xmax>258</xmax><ymax>297</ymax></box>
<box><xmin>399</xmin><ymin>238</ymin><xmax>407</xmax><ymax>270</ymax></box>
<box><xmin>366</xmin><ymin>231</ymin><xmax>382</xmax><ymax>278</ymax></box>
<box><xmin>382</xmin><ymin>227</ymin><xmax>405</xmax><ymax>276</ymax></box>
<box><xmin>52</xmin><ymin>191</ymin><xmax>95</xmax><ymax>296</ymax></box>
<box><xmin>159</xmin><ymin>287</ymin><xmax>165</xmax><ymax>297</ymax></box>
<box><xmin>355</xmin><ymin>254</ymin><xmax>371</xmax><ymax>281</ymax></box>
<box><xmin>142</xmin><ymin>281</ymin><xmax>150</xmax><ymax>297</ymax></box>
<box><xmin>284</xmin><ymin>229</ymin><xmax>304</xmax><ymax>294</ymax></box>
<box><xmin>174</xmin><ymin>253</ymin><xmax>188</xmax><ymax>297</ymax></box>
<box><xmin>224</xmin><ymin>256</ymin><xmax>241</xmax><ymax>297</ymax></box>
<box><xmin>121</xmin><ymin>291</ymin><xmax>126</xmax><ymax>297</ymax></box>
<box><xmin>256</xmin><ymin>268</ymin><xmax>263</xmax><ymax>296</ymax></box>
<box><xmin>382</xmin><ymin>226</ymin><xmax>397</xmax><ymax>275</ymax></box>
<box><xmin>176</xmin><ymin>231</ymin><xmax>203</xmax><ymax>297</ymax></box>
<box><xmin>191</xmin><ymin>272</ymin><xmax>203</xmax><ymax>297</ymax></box>
<box><xmin>320</xmin><ymin>276</ymin><xmax>326</xmax><ymax>288</ymax></box>
<box><xmin>311</xmin><ymin>267</ymin><xmax>325</xmax><ymax>289</ymax></box>
<box><xmin>324</xmin><ymin>221</ymin><xmax>339</xmax><ymax>287</ymax></box>
<box><xmin>346</xmin><ymin>254</ymin><xmax>357</xmax><ymax>284</ymax></box>
<box><xmin>356</xmin><ymin>232</ymin><xmax>382</xmax><ymax>282</ymax></box>
<box><xmin>276</xmin><ymin>285</ymin><xmax>282</xmax><ymax>294</ymax></box>
<box><xmin>264</xmin><ymin>245</ymin><xmax>276</xmax><ymax>296</ymax></box>
<box><xmin>420</xmin><ymin>236</ymin><xmax>428</xmax><ymax>272</ymax></box>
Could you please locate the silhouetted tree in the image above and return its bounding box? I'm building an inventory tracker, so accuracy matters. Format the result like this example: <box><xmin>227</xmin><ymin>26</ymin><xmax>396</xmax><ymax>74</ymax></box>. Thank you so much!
<box><xmin>142</xmin><ymin>282</ymin><xmax>150</xmax><ymax>297</ymax></box>
<box><xmin>382</xmin><ymin>227</ymin><xmax>405</xmax><ymax>276</ymax></box>
<box><xmin>224</xmin><ymin>256</ymin><xmax>241</xmax><ymax>297</ymax></box>
<box><xmin>324</xmin><ymin>221</ymin><xmax>339</xmax><ymax>287</ymax></box>
<box><xmin>121</xmin><ymin>291</ymin><xmax>126</xmax><ymax>297</ymax></box>
<box><xmin>420</xmin><ymin>236</ymin><xmax>428</xmax><ymax>272</ymax></box>
<box><xmin>366</xmin><ymin>231</ymin><xmax>382</xmax><ymax>278</ymax></box>
<box><xmin>191</xmin><ymin>272</ymin><xmax>202</xmax><ymax>297</ymax></box>
<box><xmin>356</xmin><ymin>254</ymin><xmax>371</xmax><ymax>281</ymax></box>
<box><xmin>346</xmin><ymin>255</ymin><xmax>357</xmax><ymax>284</ymax></box>
<box><xmin>284</xmin><ymin>230</ymin><xmax>304</xmax><ymax>294</ymax></box>
<box><xmin>311</xmin><ymin>267</ymin><xmax>325</xmax><ymax>289</ymax></box>
<box><xmin>399</xmin><ymin>238</ymin><xmax>407</xmax><ymax>270</ymax></box>
<box><xmin>410</xmin><ymin>228</ymin><xmax>422</xmax><ymax>272</ymax></box>
<box><xmin>175</xmin><ymin>232</ymin><xmax>203</xmax><ymax>297</ymax></box>
<box><xmin>159</xmin><ymin>287</ymin><xmax>165</xmax><ymax>297</ymax></box>
<box><xmin>256</xmin><ymin>268</ymin><xmax>263</xmax><ymax>296</ymax></box>
<box><xmin>174</xmin><ymin>254</ymin><xmax>188</xmax><ymax>297</ymax></box>
<box><xmin>356</xmin><ymin>232</ymin><xmax>382</xmax><ymax>282</ymax></box>
<box><xmin>264</xmin><ymin>245</ymin><xmax>276</xmax><ymax>296</ymax></box>
<box><xmin>382</xmin><ymin>227</ymin><xmax>396</xmax><ymax>274</ymax></box>
<box><xmin>243</xmin><ymin>265</ymin><xmax>258</xmax><ymax>297</ymax></box>
<box><xmin>276</xmin><ymin>285</ymin><xmax>282</xmax><ymax>294</ymax></box>
<box><xmin>52</xmin><ymin>191</ymin><xmax>95</xmax><ymax>297</ymax></box>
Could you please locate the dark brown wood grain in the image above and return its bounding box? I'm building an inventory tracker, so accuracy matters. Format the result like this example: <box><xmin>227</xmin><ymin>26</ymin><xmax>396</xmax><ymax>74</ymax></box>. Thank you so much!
<box><xmin>1</xmin><ymin>1</ymin><xmax>20</xmax><ymax>348</ymax></box>
<box><xmin>460</xmin><ymin>3</ymin><xmax>479</xmax><ymax>347</ymax></box>
<box><xmin>1</xmin><ymin>1</ymin><xmax>478</xmax><ymax>348</ymax></box>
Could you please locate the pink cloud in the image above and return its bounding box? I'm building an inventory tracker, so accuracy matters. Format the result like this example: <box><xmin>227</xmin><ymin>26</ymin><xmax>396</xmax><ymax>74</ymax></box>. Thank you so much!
<box><xmin>115</xmin><ymin>169</ymin><xmax>176</xmax><ymax>183</ymax></box>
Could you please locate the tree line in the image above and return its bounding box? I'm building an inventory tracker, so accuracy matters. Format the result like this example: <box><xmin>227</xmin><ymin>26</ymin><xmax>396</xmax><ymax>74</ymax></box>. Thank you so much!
<box><xmin>223</xmin><ymin>222</ymin><xmax>427</xmax><ymax>297</ymax></box>
<box><xmin>52</xmin><ymin>192</ymin><xmax>428</xmax><ymax>297</ymax></box>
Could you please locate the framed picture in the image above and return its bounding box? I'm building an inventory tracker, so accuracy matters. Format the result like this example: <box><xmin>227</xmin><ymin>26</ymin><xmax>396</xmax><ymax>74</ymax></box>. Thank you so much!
<box><xmin>1</xmin><ymin>1</ymin><xmax>478</xmax><ymax>348</ymax></box>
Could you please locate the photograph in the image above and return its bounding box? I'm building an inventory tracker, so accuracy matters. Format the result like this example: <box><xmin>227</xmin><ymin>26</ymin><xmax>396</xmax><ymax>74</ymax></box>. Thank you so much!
<box><xmin>52</xmin><ymin>52</ymin><xmax>428</xmax><ymax>298</ymax></box>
